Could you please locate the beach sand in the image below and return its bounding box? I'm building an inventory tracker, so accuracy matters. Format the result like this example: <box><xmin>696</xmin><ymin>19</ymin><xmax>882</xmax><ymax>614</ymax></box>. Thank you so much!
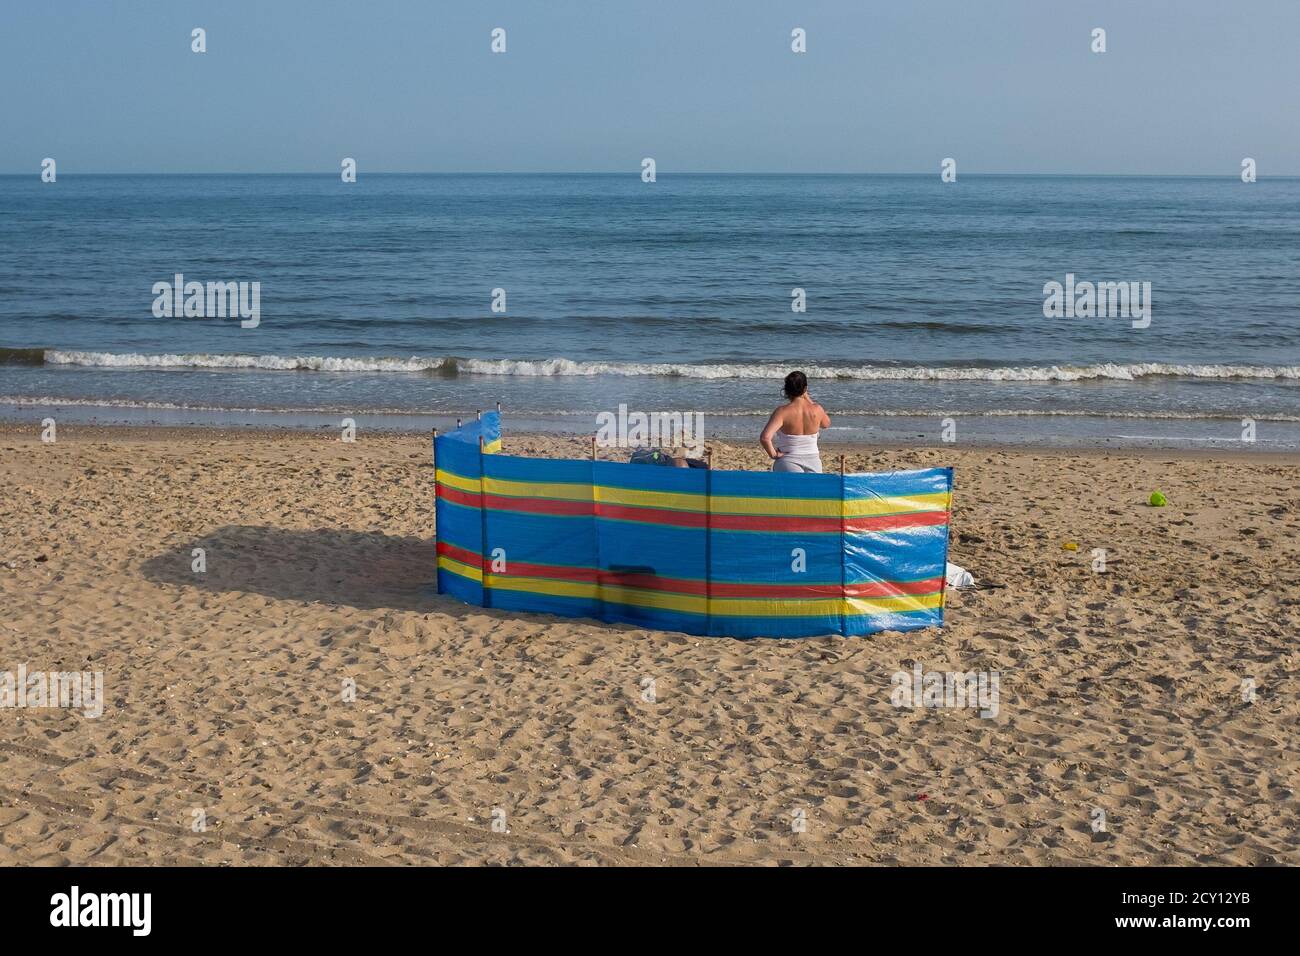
<box><xmin>1</xmin><ymin>423</ymin><xmax>1296</xmax><ymax>865</ymax></box>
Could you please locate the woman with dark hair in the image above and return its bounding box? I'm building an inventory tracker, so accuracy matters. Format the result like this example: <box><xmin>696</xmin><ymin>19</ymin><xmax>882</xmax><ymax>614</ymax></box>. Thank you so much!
<box><xmin>759</xmin><ymin>370</ymin><xmax>830</xmax><ymax>473</ymax></box>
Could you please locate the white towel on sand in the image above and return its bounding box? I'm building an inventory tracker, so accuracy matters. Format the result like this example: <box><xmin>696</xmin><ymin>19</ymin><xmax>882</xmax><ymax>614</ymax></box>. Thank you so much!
<box><xmin>945</xmin><ymin>561</ymin><xmax>974</xmax><ymax>589</ymax></box>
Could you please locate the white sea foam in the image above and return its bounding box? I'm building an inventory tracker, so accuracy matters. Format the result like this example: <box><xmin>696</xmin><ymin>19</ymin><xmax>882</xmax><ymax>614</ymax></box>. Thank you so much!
<box><xmin>0</xmin><ymin>395</ymin><xmax>329</xmax><ymax>413</ymax></box>
<box><xmin>40</xmin><ymin>350</ymin><xmax>1300</xmax><ymax>382</ymax></box>
<box><xmin>4</xmin><ymin>396</ymin><xmax>1300</xmax><ymax>423</ymax></box>
<box><xmin>43</xmin><ymin>350</ymin><xmax>451</xmax><ymax>373</ymax></box>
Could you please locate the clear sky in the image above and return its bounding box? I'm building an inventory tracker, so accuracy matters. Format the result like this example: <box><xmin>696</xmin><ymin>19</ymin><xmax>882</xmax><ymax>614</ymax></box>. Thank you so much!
<box><xmin>2</xmin><ymin>0</ymin><xmax>1297</xmax><ymax>175</ymax></box>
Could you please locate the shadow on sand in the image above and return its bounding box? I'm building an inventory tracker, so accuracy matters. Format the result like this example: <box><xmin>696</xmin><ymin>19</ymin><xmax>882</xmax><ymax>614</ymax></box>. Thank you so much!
<box><xmin>141</xmin><ymin>525</ymin><xmax>458</xmax><ymax>612</ymax></box>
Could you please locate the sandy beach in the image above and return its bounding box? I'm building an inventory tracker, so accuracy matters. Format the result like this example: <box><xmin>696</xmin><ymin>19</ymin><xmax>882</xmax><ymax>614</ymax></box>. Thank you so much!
<box><xmin>1</xmin><ymin>423</ymin><xmax>1296</xmax><ymax>865</ymax></box>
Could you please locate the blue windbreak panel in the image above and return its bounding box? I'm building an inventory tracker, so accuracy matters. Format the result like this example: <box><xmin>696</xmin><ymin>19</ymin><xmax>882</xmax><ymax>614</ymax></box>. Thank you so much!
<box><xmin>434</xmin><ymin>419</ymin><xmax>953</xmax><ymax>640</ymax></box>
<box><xmin>709</xmin><ymin>613</ymin><xmax>849</xmax><ymax>640</ymax></box>
<box><xmin>442</xmin><ymin>410</ymin><xmax>502</xmax><ymax>451</ymax></box>
<box><xmin>483</xmin><ymin>510</ymin><xmax>598</xmax><ymax>569</ymax></box>
<box><xmin>842</xmin><ymin>467</ymin><xmax>952</xmax><ymax>500</ymax></box>
<box><xmin>593</xmin><ymin>460</ymin><xmax>707</xmax><ymax>495</ymax></box>
<box><xmin>435</xmin><ymin>433</ymin><xmax>484</xmax><ymax>479</ymax></box>
<box><xmin>593</xmin><ymin>461</ymin><xmax>707</xmax><ymax>583</ymax></box>
<box><xmin>439</xmin><ymin>562</ymin><xmax>483</xmax><ymax>607</ymax></box>
<box><xmin>843</xmin><ymin>607</ymin><xmax>943</xmax><ymax>637</ymax></box>
<box><xmin>710</xmin><ymin>530</ymin><xmax>841</xmax><ymax>586</ymax></box>
<box><xmin>480</xmin><ymin>453</ymin><xmax>598</xmax><ymax>613</ymax></box>
<box><xmin>703</xmin><ymin>469</ymin><xmax>843</xmax><ymax>636</ymax></box>
<box><xmin>436</xmin><ymin>499</ymin><xmax>483</xmax><ymax>557</ymax></box>
<box><xmin>709</xmin><ymin>469</ymin><xmax>841</xmax><ymax>503</ymax></box>
<box><xmin>434</xmin><ymin>431</ymin><xmax>484</xmax><ymax>604</ymax></box>
<box><xmin>842</xmin><ymin>467</ymin><xmax>951</xmax><ymax>637</ymax></box>
<box><xmin>489</xmin><ymin>588</ymin><xmax>603</xmax><ymax>623</ymax></box>
<box><xmin>484</xmin><ymin>451</ymin><xmax>592</xmax><ymax>485</ymax></box>
<box><xmin>843</xmin><ymin>529</ymin><xmax>948</xmax><ymax>586</ymax></box>
<box><xmin>598</xmin><ymin>521</ymin><xmax>708</xmax><ymax>582</ymax></box>
<box><xmin>598</xmin><ymin>604</ymin><xmax>707</xmax><ymax>633</ymax></box>
<box><xmin>841</xmin><ymin>468</ymin><xmax>951</xmax><ymax>592</ymax></box>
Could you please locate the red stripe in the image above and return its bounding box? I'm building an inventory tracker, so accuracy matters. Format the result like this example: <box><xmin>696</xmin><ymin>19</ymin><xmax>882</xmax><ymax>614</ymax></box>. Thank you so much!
<box><xmin>487</xmin><ymin>493</ymin><xmax>593</xmax><ymax>516</ymax></box>
<box><xmin>710</xmin><ymin>513</ymin><xmax>840</xmax><ymax>532</ymax></box>
<box><xmin>439</xmin><ymin>486</ymin><xmax>948</xmax><ymax>534</ymax></box>
<box><xmin>847</xmin><ymin>576</ymin><xmax>944</xmax><ymax>598</ymax></box>
<box><xmin>437</xmin><ymin>485</ymin><xmax>483</xmax><ymax>509</ymax></box>
<box><xmin>595</xmin><ymin>503</ymin><xmax>705</xmax><ymax>527</ymax></box>
<box><xmin>439</xmin><ymin>486</ymin><xmax>593</xmax><ymax>518</ymax></box>
<box><xmin>437</xmin><ymin>542</ymin><xmax>942</xmax><ymax>601</ymax></box>
<box><xmin>847</xmin><ymin>511</ymin><xmax>949</xmax><ymax>533</ymax></box>
<box><xmin>437</xmin><ymin>541</ymin><xmax>484</xmax><ymax>567</ymax></box>
<box><xmin>709</xmin><ymin>580</ymin><xmax>840</xmax><ymax>598</ymax></box>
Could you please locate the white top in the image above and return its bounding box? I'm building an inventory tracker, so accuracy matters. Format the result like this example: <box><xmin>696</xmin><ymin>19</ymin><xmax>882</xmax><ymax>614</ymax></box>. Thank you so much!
<box><xmin>774</xmin><ymin>430</ymin><xmax>820</xmax><ymax>456</ymax></box>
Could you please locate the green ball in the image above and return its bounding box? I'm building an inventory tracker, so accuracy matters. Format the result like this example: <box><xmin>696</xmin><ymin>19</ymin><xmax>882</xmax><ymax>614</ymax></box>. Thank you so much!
<box><xmin>1149</xmin><ymin>491</ymin><xmax>1168</xmax><ymax>507</ymax></box>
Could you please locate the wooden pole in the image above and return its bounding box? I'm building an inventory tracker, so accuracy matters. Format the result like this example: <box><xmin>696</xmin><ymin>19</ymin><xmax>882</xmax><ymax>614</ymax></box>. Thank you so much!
<box><xmin>838</xmin><ymin>454</ymin><xmax>847</xmax><ymax>636</ymax></box>
<box><xmin>432</xmin><ymin>428</ymin><xmax>440</xmax><ymax>594</ymax></box>
<box><xmin>590</xmin><ymin>433</ymin><xmax>601</xmax><ymax>618</ymax></box>
<box><xmin>704</xmin><ymin>446</ymin><xmax>713</xmax><ymax>636</ymax></box>
<box><xmin>479</xmin><ymin>435</ymin><xmax>490</xmax><ymax>609</ymax></box>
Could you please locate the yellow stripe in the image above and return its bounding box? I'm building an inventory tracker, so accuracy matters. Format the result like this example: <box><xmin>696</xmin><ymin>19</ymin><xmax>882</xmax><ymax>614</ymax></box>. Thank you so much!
<box><xmin>716</xmin><ymin>592</ymin><xmax>942</xmax><ymax>616</ymax></box>
<box><xmin>488</xmin><ymin>575</ymin><xmax>707</xmax><ymax>613</ymax></box>
<box><xmin>438</xmin><ymin>468</ymin><xmax>949</xmax><ymax>517</ymax></box>
<box><xmin>596</xmin><ymin>484</ymin><xmax>708</xmax><ymax>512</ymax></box>
<box><xmin>437</xmin><ymin>471</ymin><xmax>591</xmax><ymax>501</ymax></box>
<box><xmin>491</xmin><ymin>477</ymin><xmax>592</xmax><ymax>501</ymax></box>
<box><xmin>437</xmin><ymin>555</ymin><xmax>482</xmax><ymax>582</ymax></box>
<box><xmin>597</xmin><ymin>485</ymin><xmax>949</xmax><ymax>517</ymax></box>
<box><xmin>843</xmin><ymin>491</ymin><xmax>950</xmax><ymax>517</ymax></box>
<box><xmin>439</xmin><ymin>559</ymin><xmax>942</xmax><ymax>616</ymax></box>
<box><xmin>436</xmin><ymin>469</ymin><xmax>479</xmax><ymax>493</ymax></box>
<box><xmin>841</xmin><ymin>593</ymin><xmax>944</xmax><ymax>614</ymax></box>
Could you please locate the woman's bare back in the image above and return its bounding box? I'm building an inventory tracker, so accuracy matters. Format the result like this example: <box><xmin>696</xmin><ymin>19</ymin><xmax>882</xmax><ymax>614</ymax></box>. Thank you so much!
<box><xmin>760</xmin><ymin>371</ymin><xmax>831</xmax><ymax>467</ymax></box>
<box><xmin>777</xmin><ymin>396</ymin><xmax>828</xmax><ymax>435</ymax></box>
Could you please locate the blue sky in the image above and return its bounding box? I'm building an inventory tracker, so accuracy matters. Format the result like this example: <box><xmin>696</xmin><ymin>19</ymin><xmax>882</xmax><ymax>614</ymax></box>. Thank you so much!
<box><xmin>2</xmin><ymin>0</ymin><xmax>1297</xmax><ymax>174</ymax></box>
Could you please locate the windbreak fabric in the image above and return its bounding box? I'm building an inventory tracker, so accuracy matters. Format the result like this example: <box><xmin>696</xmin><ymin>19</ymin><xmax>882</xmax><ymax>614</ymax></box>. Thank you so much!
<box><xmin>440</xmin><ymin>410</ymin><xmax>501</xmax><ymax>454</ymax></box>
<box><xmin>434</xmin><ymin>417</ymin><xmax>952</xmax><ymax>639</ymax></box>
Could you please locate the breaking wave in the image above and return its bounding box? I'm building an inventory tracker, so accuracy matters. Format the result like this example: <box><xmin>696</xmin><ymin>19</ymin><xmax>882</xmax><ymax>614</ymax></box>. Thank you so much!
<box><xmin>38</xmin><ymin>350</ymin><xmax>1300</xmax><ymax>382</ymax></box>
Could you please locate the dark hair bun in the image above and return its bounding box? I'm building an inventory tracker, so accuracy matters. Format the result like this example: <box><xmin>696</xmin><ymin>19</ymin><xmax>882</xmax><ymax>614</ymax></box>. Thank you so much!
<box><xmin>783</xmin><ymin>370</ymin><xmax>808</xmax><ymax>400</ymax></box>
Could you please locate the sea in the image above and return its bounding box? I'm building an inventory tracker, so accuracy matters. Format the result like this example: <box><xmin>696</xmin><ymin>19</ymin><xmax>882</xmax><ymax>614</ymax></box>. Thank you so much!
<box><xmin>2</xmin><ymin>173</ymin><xmax>1298</xmax><ymax>449</ymax></box>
